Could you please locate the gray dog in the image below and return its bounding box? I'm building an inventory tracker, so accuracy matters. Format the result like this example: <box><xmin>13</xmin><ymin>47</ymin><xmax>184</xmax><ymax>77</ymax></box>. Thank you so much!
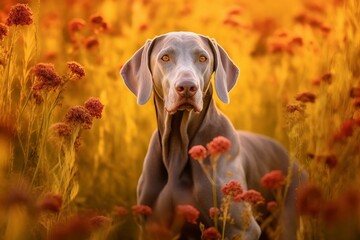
<box><xmin>121</xmin><ymin>32</ymin><xmax>300</xmax><ymax>240</ymax></box>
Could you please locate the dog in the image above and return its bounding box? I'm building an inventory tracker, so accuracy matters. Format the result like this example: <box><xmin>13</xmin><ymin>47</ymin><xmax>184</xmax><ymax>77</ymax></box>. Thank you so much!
<box><xmin>121</xmin><ymin>32</ymin><xmax>301</xmax><ymax>240</ymax></box>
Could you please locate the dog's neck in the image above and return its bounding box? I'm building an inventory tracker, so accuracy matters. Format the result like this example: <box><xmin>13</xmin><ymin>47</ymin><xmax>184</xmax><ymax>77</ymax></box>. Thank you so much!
<box><xmin>154</xmin><ymin>86</ymin><xmax>211</xmax><ymax>175</ymax></box>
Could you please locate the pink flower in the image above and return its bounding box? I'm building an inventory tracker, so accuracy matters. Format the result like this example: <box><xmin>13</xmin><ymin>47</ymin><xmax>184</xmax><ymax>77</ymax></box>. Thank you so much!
<box><xmin>209</xmin><ymin>207</ymin><xmax>220</xmax><ymax>219</ymax></box>
<box><xmin>202</xmin><ymin>227</ymin><xmax>222</xmax><ymax>240</ymax></box>
<box><xmin>266</xmin><ymin>201</ymin><xmax>278</xmax><ymax>212</ymax></box>
<box><xmin>206</xmin><ymin>136</ymin><xmax>231</xmax><ymax>156</ymax></box>
<box><xmin>239</xmin><ymin>190</ymin><xmax>265</xmax><ymax>205</ymax></box>
<box><xmin>84</xmin><ymin>97</ymin><xmax>104</xmax><ymax>119</ymax></box>
<box><xmin>38</xmin><ymin>193</ymin><xmax>63</xmax><ymax>213</ymax></box>
<box><xmin>6</xmin><ymin>4</ymin><xmax>33</xmax><ymax>26</ymax></box>
<box><xmin>189</xmin><ymin>145</ymin><xmax>207</xmax><ymax>160</ymax></box>
<box><xmin>261</xmin><ymin>170</ymin><xmax>286</xmax><ymax>190</ymax></box>
<box><xmin>131</xmin><ymin>205</ymin><xmax>152</xmax><ymax>216</ymax></box>
<box><xmin>222</xmin><ymin>180</ymin><xmax>243</xmax><ymax>198</ymax></box>
<box><xmin>176</xmin><ymin>205</ymin><xmax>200</xmax><ymax>224</ymax></box>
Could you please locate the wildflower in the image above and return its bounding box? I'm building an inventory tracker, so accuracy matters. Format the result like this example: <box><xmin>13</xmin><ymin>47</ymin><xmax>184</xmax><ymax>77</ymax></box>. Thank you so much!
<box><xmin>131</xmin><ymin>205</ymin><xmax>152</xmax><ymax>216</ymax></box>
<box><xmin>321</xmin><ymin>73</ymin><xmax>332</xmax><ymax>84</ymax></box>
<box><xmin>32</xmin><ymin>91</ymin><xmax>44</xmax><ymax>105</ymax></box>
<box><xmin>261</xmin><ymin>170</ymin><xmax>286</xmax><ymax>190</ymax></box>
<box><xmin>90</xmin><ymin>215</ymin><xmax>112</xmax><ymax>228</ymax></box>
<box><xmin>89</xmin><ymin>14</ymin><xmax>108</xmax><ymax>32</ymax></box>
<box><xmin>350</xmin><ymin>87</ymin><xmax>360</xmax><ymax>98</ymax></box>
<box><xmin>209</xmin><ymin>207</ymin><xmax>220</xmax><ymax>219</ymax></box>
<box><xmin>321</xmin><ymin>201</ymin><xmax>342</xmax><ymax>225</ymax></box>
<box><xmin>202</xmin><ymin>227</ymin><xmax>222</xmax><ymax>240</ymax></box>
<box><xmin>222</xmin><ymin>180</ymin><xmax>243</xmax><ymax>198</ymax></box>
<box><xmin>332</xmin><ymin>120</ymin><xmax>355</xmax><ymax>142</ymax></box>
<box><xmin>68</xmin><ymin>18</ymin><xmax>86</xmax><ymax>33</ymax></box>
<box><xmin>32</xmin><ymin>63</ymin><xmax>62</xmax><ymax>91</ymax></box>
<box><xmin>266</xmin><ymin>201</ymin><xmax>278</xmax><ymax>212</ymax></box>
<box><xmin>286</xmin><ymin>104</ymin><xmax>301</xmax><ymax>113</ymax></box>
<box><xmin>74</xmin><ymin>135</ymin><xmax>82</xmax><ymax>150</ymax></box>
<box><xmin>289</xmin><ymin>36</ymin><xmax>303</xmax><ymax>46</ymax></box>
<box><xmin>51</xmin><ymin>122</ymin><xmax>72</xmax><ymax>137</ymax></box>
<box><xmin>84</xmin><ymin>36</ymin><xmax>99</xmax><ymax>50</ymax></box>
<box><xmin>176</xmin><ymin>205</ymin><xmax>200</xmax><ymax>224</ymax></box>
<box><xmin>295</xmin><ymin>92</ymin><xmax>316</xmax><ymax>103</ymax></box>
<box><xmin>206</xmin><ymin>136</ymin><xmax>231</xmax><ymax>156</ymax></box>
<box><xmin>296</xmin><ymin>183</ymin><xmax>323</xmax><ymax>217</ymax></box>
<box><xmin>65</xmin><ymin>106</ymin><xmax>93</xmax><ymax>129</ymax></box>
<box><xmin>84</xmin><ymin>97</ymin><xmax>104</xmax><ymax>119</ymax></box>
<box><xmin>67</xmin><ymin>61</ymin><xmax>85</xmax><ymax>80</ymax></box>
<box><xmin>6</xmin><ymin>4</ymin><xmax>33</xmax><ymax>26</ymax></box>
<box><xmin>0</xmin><ymin>23</ymin><xmax>8</xmax><ymax>41</ymax></box>
<box><xmin>239</xmin><ymin>190</ymin><xmax>265</xmax><ymax>205</ymax></box>
<box><xmin>38</xmin><ymin>193</ymin><xmax>62</xmax><ymax>213</ymax></box>
<box><xmin>189</xmin><ymin>145</ymin><xmax>207</xmax><ymax>160</ymax></box>
<box><xmin>113</xmin><ymin>206</ymin><xmax>128</xmax><ymax>217</ymax></box>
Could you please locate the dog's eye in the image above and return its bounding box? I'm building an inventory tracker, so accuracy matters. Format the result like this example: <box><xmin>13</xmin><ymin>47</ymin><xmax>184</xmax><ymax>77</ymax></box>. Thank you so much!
<box><xmin>199</xmin><ymin>56</ymin><xmax>207</xmax><ymax>62</ymax></box>
<box><xmin>161</xmin><ymin>55</ymin><xmax>170</xmax><ymax>62</ymax></box>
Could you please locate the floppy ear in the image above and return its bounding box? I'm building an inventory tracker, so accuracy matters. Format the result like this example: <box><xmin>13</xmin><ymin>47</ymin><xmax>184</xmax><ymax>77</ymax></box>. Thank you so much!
<box><xmin>120</xmin><ymin>39</ymin><xmax>154</xmax><ymax>105</ymax></box>
<box><xmin>209</xmin><ymin>38</ymin><xmax>239</xmax><ymax>104</ymax></box>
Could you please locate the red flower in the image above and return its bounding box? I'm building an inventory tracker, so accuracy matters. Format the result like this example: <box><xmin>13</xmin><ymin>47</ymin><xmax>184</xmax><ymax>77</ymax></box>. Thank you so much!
<box><xmin>266</xmin><ymin>201</ymin><xmax>278</xmax><ymax>212</ymax></box>
<box><xmin>67</xmin><ymin>61</ymin><xmax>85</xmax><ymax>80</ymax></box>
<box><xmin>209</xmin><ymin>207</ymin><xmax>220</xmax><ymax>219</ymax></box>
<box><xmin>206</xmin><ymin>136</ymin><xmax>231</xmax><ymax>156</ymax></box>
<box><xmin>222</xmin><ymin>180</ymin><xmax>243</xmax><ymax>198</ymax></box>
<box><xmin>332</xmin><ymin>120</ymin><xmax>355</xmax><ymax>142</ymax></box>
<box><xmin>316</xmin><ymin>154</ymin><xmax>338</xmax><ymax>169</ymax></box>
<box><xmin>131</xmin><ymin>205</ymin><xmax>152</xmax><ymax>216</ymax></box>
<box><xmin>6</xmin><ymin>4</ymin><xmax>33</xmax><ymax>26</ymax></box>
<box><xmin>295</xmin><ymin>92</ymin><xmax>316</xmax><ymax>103</ymax></box>
<box><xmin>261</xmin><ymin>170</ymin><xmax>286</xmax><ymax>190</ymax></box>
<box><xmin>32</xmin><ymin>63</ymin><xmax>62</xmax><ymax>91</ymax></box>
<box><xmin>176</xmin><ymin>205</ymin><xmax>200</xmax><ymax>224</ymax></box>
<box><xmin>90</xmin><ymin>215</ymin><xmax>112</xmax><ymax>228</ymax></box>
<box><xmin>240</xmin><ymin>190</ymin><xmax>265</xmax><ymax>205</ymax></box>
<box><xmin>51</xmin><ymin>122</ymin><xmax>72</xmax><ymax>137</ymax></box>
<box><xmin>84</xmin><ymin>36</ymin><xmax>99</xmax><ymax>50</ymax></box>
<box><xmin>65</xmin><ymin>106</ymin><xmax>93</xmax><ymax>129</ymax></box>
<box><xmin>113</xmin><ymin>206</ymin><xmax>128</xmax><ymax>217</ymax></box>
<box><xmin>189</xmin><ymin>145</ymin><xmax>207</xmax><ymax>160</ymax></box>
<box><xmin>296</xmin><ymin>183</ymin><xmax>323</xmax><ymax>217</ymax></box>
<box><xmin>0</xmin><ymin>23</ymin><xmax>8</xmax><ymax>41</ymax></box>
<box><xmin>67</xmin><ymin>18</ymin><xmax>86</xmax><ymax>33</ymax></box>
<box><xmin>202</xmin><ymin>227</ymin><xmax>222</xmax><ymax>240</ymax></box>
<box><xmin>89</xmin><ymin>14</ymin><xmax>108</xmax><ymax>32</ymax></box>
<box><xmin>38</xmin><ymin>193</ymin><xmax>63</xmax><ymax>213</ymax></box>
<box><xmin>84</xmin><ymin>97</ymin><xmax>104</xmax><ymax>119</ymax></box>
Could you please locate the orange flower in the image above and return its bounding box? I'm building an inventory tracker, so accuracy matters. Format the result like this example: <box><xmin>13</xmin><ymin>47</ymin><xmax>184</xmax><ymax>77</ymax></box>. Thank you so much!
<box><xmin>202</xmin><ymin>227</ymin><xmax>222</xmax><ymax>240</ymax></box>
<box><xmin>6</xmin><ymin>3</ymin><xmax>33</xmax><ymax>26</ymax></box>
<box><xmin>239</xmin><ymin>190</ymin><xmax>265</xmax><ymax>205</ymax></box>
<box><xmin>38</xmin><ymin>193</ymin><xmax>63</xmax><ymax>213</ymax></box>
<box><xmin>206</xmin><ymin>136</ymin><xmax>231</xmax><ymax>156</ymax></box>
<box><xmin>222</xmin><ymin>180</ymin><xmax>243</xmax><ymax>198</ymax></box>
<box><xmin>295</xmin><ymin>92</ymin><xmax>316</xmax><ymax>103</ymax></box>
<box><xmin>0</xmin><ymin>23</ymin><xmax>8</xmax><ymax>41</ymax></box>
<box><xmin>176</xmin><ymin>205</ymin><xmax>200</xmax><ymax>224</ymax></box>
<box><xmin>261</xmin><ymin>170</ymin><xmax>286</xmax><ymax>190</ymax></box>
<box><xmin>189</xmin><ymin>145</ymin><xmax>207</xmax><ymax>160</ymax></box>
<box><xmin>84</xmin><ymin>97</ymin><xmax>104</xmax><ymax>119</ymax></box>
<box><xmin>131</xmin><ymin>205</ymin><xmax>152</xmax><ymax>216</ymax></box>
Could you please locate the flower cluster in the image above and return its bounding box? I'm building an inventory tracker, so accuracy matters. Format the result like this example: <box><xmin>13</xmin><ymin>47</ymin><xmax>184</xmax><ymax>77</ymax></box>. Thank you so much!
<box><xmin>6</xmin><ymin>3</ymin><xmax>33</xmax><ymax>26</ymax></box>
<box><xmin>221</xmin><ymin>180</ymin><xmax>243</xmax><ymax>199</ymax></box>
<box><xmin>67</xmin><ymin>61</ymin><xmax>85</xmax><ymax>80</ymax></box>
<box><xmin>261</xmin><ymin>170</ymin><xmax>286</xmax><ymax>190</ymax></box>
<box><xmin>0</xmin><ymin>23</ymin><xmax>8</xmax><ymax>41</ymax></box>
<box><xmin>37</xmin><ymin>193</ymin><xmax>63</xmax><ymax>213</ymax></box>
<box><xmin>295</xmin><ymin>92</ymin><xmax>316</xmax><ymax>103</ymax></box>
<box><xmin>131</xmin><ymin>205</ymin><xmax>152</xmax><ymax>216</ymax></box>
<box><xmin>202</xmin><ymin>227</ymin><xmax>222</xmax><ymax>240</ymax></box>
<box><xmin>32</xmin><ymin>63</ymin><xmax>62</xmax><ymax>91</ymax></box>
<box><xmin>84</xmin><ymin>97</ymin><xmax>104</xmax><ymax>119</ymax></box>
<box><xmin>239</xmin><ymin>190</ymin><xmax>265</xmax><ymax>205</ymax></box>
<box><xmin>176</xmin><ymin>205</ymin><xmax>200</xmax><ymax>224</ymax></box>
<box><xmin>206</xmin><ymin>136</ymin><xmax>231</xmax><ymax>156</ymax></box>
<box><xmin>65</xmin><ymin>106</ymin><xmax>93</xmax><ymax>130</ymax></box>
<box><xmin>188</xmin><ymin>145</ymin><xmax>207</xmax><ymax>160</ymax></box>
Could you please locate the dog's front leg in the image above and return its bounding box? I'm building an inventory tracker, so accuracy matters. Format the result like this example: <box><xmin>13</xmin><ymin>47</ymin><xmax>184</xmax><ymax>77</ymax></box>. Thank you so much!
<box><xmin>137</xmin><ymin>131</ymin><xmax>167</xmax><ymax>208</ymax></box>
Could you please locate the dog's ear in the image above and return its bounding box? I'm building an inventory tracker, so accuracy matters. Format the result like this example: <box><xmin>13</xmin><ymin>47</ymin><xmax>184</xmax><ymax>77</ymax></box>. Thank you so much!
<box><xmin>120</xmin><ymin>39</ymin><xmax>154</xmax><ymax>105</ymax></box>
<box><xmin>208</xmin><ymin>38</ymin><xmax>239</xmax><ymax>104</ymax></box>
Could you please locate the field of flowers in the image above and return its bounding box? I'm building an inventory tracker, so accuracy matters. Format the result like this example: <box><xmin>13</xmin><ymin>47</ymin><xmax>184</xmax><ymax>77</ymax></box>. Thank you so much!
<box><xmin>0</xmin><ymin>0</ymin><xmax>359</xmax><ymax>239</ymax></box>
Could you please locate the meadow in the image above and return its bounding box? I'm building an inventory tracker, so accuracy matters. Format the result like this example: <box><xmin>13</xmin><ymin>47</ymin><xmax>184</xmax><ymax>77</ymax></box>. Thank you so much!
<box><xmin>0</xmin><ymin>0</ymin><xmax>359</xmax><ymax>239</ymax></box>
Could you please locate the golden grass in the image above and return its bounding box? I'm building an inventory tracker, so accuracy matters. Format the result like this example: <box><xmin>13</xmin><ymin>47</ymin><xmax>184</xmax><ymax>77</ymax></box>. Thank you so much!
<box><xmin>0</xmin><ymin>0</ymin><xmax>360</xmax><ymax>239</ymax></box>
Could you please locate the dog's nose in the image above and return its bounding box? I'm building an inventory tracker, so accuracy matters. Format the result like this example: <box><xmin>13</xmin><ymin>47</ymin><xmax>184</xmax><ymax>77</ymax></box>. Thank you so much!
<box><xmin>175</xmin><ymin>80</ymin><xmax>198</xmax><ymax>98</ymax></box>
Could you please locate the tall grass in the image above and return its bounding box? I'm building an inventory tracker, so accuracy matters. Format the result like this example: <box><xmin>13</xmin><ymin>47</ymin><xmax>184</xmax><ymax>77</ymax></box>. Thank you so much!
<box><xmin>0</xmin><ymin>0</ymin><xmax>359</xmax><ymax>239</ymax></box>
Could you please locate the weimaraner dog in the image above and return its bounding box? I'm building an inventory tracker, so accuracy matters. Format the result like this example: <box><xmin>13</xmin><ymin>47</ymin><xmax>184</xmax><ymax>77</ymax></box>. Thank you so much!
<box><xmin>121</xmin><ymin>32</ymin><xmax>300</xmax><ymax>240</ymax></box>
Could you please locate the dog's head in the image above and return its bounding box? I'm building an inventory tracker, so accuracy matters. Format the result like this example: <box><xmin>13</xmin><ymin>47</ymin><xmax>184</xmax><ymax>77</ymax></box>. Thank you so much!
<box><xmin>121</xmin><ymin>32</ymin><xmax>239</xmax><ymax>114</ymax></box>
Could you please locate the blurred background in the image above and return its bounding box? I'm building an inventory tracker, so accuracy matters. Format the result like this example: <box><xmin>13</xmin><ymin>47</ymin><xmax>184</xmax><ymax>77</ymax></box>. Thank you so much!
<box><xmin>1</xmin><ymin>0</ymin><xmax>359</xmax><ymax>239</ymax></box>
